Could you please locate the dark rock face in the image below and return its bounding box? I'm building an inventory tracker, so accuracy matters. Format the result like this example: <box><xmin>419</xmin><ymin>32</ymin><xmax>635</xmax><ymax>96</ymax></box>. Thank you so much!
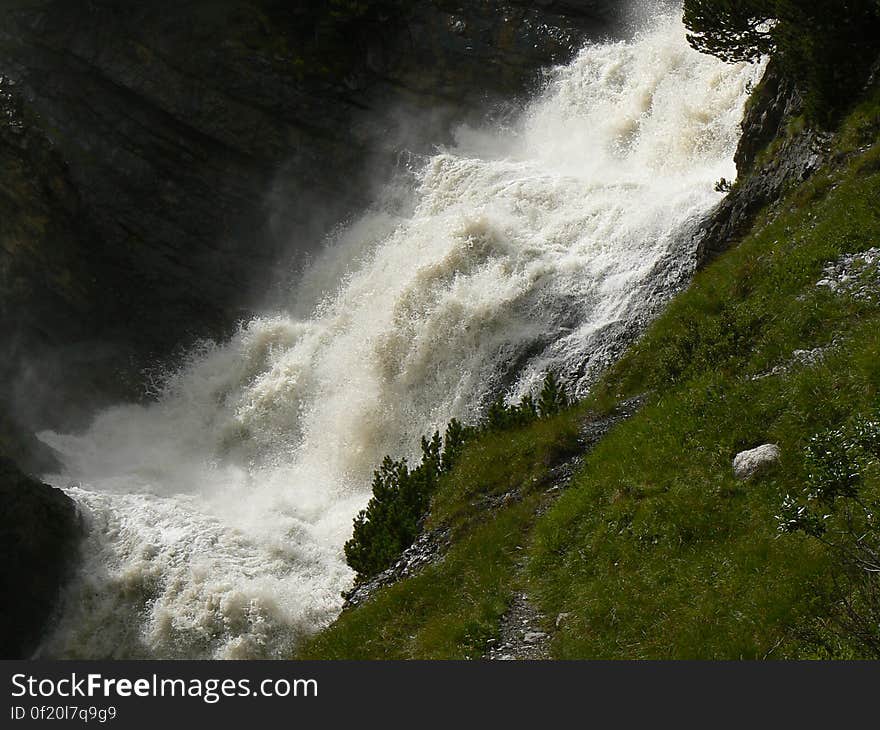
<box><xmin>0</xmin><ymin>0</ymin><xmax>619</xmax><ymax>436</ymax></box>
<box><xmin>0</xmin><ymin>76</ymin><xmax>137</xmax><ymax>450</ymax></box>
<box><xmin>695</xmin><ymin>60</ymin><xmax>829</xmax><ymax>265</ymax></box>
<box><xmin>343</xmin><ymin>528</ymin><xmax>451</xmax><ymax>609</ymax></box>
<box><xmin>0</xmin><ymin>458</ymin><xmax>81</xmax><ymax>658</ymax></box>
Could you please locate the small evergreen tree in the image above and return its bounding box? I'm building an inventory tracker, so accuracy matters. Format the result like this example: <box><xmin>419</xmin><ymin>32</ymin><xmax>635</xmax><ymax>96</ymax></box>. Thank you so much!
<box><xmin>537</xmin><ymin>373</ymin><xmax>569</xmax><ymax>418</ymax></box>
<box><xmin>486</xmin><ymin>395</ymin><xmax>513</xmax><ymax>431</ymax></box>
<box><xmin>345</xmin><ymin>424</ymin><xmax>470</xmax><ymax>581</ymax></box>
<box><xmin>441</xmin><ymin>418</ymin><xmax>471</xmax><ymax>473</ymax></box>
<box><xmin>344</xmin><ymin>371</ymin><xmax>574</xmax><ymax>582</ymax></box>
<box><xmin>421</xmin><ymin>430</ymin><xmax>442</xmax><ymax>473</ymax></box>
<box><xmin>344</xmin><ymin>456</ymin><xmax>412</xmax><ymax>579</ymax></box>
<box><xmin>512</xmin><ymin>393</ymin><xmax>539</xmax><ymax>426</ymax></box>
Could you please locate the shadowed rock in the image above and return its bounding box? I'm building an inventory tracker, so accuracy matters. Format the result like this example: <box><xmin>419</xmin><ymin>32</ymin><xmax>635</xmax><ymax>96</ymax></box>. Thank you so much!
<box><xmin>0</xmin><ymin>459</ymin><xmax>81</xmax><ymax>658</ymax></box>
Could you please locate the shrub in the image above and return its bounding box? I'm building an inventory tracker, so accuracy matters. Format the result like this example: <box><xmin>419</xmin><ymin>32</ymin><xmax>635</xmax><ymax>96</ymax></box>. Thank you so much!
<box><xmin>344</xmin><ymin>373</ymin><xmax>573</xmax><ymax>582</ymax></box>
<box><xmin>778</xmin><ymin>412</ymin><xmax>880</xmax><ymax>656</ymax></box>
<box><xmin>344</xmin><ymin>442</ymin><xmax>441</xmax><ymax>581</ymax></box>
<box><xmin>537</xmin><ymin>372</ymin><xmax>570</xmax><ymax>417</ymax></box>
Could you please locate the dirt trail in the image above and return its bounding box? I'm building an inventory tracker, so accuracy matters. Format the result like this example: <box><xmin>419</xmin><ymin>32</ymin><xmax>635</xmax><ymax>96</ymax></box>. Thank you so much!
<box><xmin>484</xmin><ymin>396</ymin><xmax>644</xmax><ymax>660</ymax></box>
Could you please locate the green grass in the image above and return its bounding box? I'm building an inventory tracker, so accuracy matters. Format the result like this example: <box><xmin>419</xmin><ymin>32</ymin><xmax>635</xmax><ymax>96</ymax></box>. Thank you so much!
<box><xmin>300</xmin><ymin>85</ymin><xmax>880</xmax><ymax>660</ymax></box>
<box><xmin>530</xmin><ymin>349</ymin><xmax>880</xmax><ymax>658</ymax></box>
<box><xmin>529</xmin><ymin>86</ymin><xmax>880</xmax><ymax>659</ymax></box>
<box><xmin>298</xmin><ymin>412</ymin><xmax>583</xmax><ymax>659</ymax></box>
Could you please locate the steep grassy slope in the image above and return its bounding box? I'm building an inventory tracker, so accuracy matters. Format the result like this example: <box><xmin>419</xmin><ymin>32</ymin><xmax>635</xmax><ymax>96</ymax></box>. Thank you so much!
<box><xmin>300</xmin><ymin>413</ymin><xmax>583</xmax><ymax>659</ymax></box>
<box><xmin>530</xmin><ymin>88</ymin><xmax>880</xmax><ymax>660</ymax></box>
<box><xmin>299</xmin><ymin>85</ymin><xmax>880</xmax><ymax>660</ymax></box>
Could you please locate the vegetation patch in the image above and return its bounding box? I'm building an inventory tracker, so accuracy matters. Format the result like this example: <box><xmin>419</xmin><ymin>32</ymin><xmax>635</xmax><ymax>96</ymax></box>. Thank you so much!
<box><xmin>344</xmin><ymin>375</ymin><xmax>572</xmax><ymax>583</ymax></box>
<box><xmin>299</xmin><ymin>407</ymin><xmax>583</xmax><ymax>659</ymax></box>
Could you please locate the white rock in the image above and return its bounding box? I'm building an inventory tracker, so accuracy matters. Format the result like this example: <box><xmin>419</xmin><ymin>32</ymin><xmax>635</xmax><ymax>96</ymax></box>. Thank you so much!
<box><xmin>523</xmin><ymin>632</ymin><xmax>547</xmax><ymax>644</ymax></box>
<box><xmin>733</xmin><ymin>444</ymin><xmax>781</xmax><ymax>481</ymax></box>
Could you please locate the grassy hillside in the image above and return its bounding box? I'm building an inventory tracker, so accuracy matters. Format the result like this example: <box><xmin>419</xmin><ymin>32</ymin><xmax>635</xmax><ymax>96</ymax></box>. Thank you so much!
<box><xmin>299</xmin><ymin>83</ymin><xmax>880</xmax><ymax>660</ymax></box>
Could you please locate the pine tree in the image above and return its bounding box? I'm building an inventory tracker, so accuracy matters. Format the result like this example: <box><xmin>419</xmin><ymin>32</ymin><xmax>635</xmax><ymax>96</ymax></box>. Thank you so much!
<box><xmin>345</xmin><ymin>373</ymin><xmax>576</xmax><ymax>581</ymax></box>
<box><xmin>486</xmin><ymin>395</ymin><xmax>512</xmax><ymax>431</ymax></box>
<box><xmin>537</xmin><ymin>373</ymin><xmax>569</xmax><ymax>418</ymax></box>
<box><xmin>344</xmin><ymin>455</ymin><xmax>412</xmax><ymax>579</ymax></box>
<box><xmin>441</xmin><ymin>418</ymin><xmax>470</xmax><ymax>473</ymax></box>
<box><xmin>420</xmin><ymin>430</ymin><xmax>442</xmax><ymax>473</ymax></box>
<box><xmin>510</xmin><ymin>393</ymin><xmax>538</xmax><ymax>426</ymax></box>
<box><xmin>683</xmin><ymin>0</ymin><xmax>880</xmax><ymax>120</ymax></box>
<box><xmin>683</xmin><ymin>0</ymin><xmax>775</xmax><ymax>63</ymax></box>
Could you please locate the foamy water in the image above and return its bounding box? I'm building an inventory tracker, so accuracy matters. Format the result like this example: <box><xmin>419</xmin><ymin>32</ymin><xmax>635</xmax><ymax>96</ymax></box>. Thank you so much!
<box><xmin>38</xmin><ymin>14</ymin><xmax>763</xmax><ymax>658</ymax></box>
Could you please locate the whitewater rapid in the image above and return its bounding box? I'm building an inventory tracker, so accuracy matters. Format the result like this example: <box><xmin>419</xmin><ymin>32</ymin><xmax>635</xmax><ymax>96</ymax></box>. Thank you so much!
<box><xmin>37</xmin><ymin>15</ymin><xmax>763</xmax><ymax>658</ymax></box>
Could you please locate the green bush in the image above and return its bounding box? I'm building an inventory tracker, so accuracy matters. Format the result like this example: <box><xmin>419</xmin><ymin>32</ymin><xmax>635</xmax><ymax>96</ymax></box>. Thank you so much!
<box><xmin>778</xmin><ymin>412</ymin><xmax>880</xmax><ymax>656</ymax></box>
<box><xmin>343</xmin><ymin>433</ymin><xmax>446</xmax><ymax>582</ymax></box>
<box><xmin>537</xmin><ymin>372</ymin><xmax>570</xmax><ymax>417</ymax></box>
<box><xmin>344</xmin><ymin>374</ymin><xmax>572</xmax><ymax>582</ymax></box>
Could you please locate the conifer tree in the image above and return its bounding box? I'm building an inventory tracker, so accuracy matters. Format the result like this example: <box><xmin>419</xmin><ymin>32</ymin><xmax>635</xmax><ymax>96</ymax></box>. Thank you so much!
<box><xmin>538</xmin><ymin>373</ymin><xmax>569</xmax><ymax>418</ymax></box>
<box><xmin>683</xmin><ymin>0</ymin><xmax>880</xmax><ymax>120</ymax></box>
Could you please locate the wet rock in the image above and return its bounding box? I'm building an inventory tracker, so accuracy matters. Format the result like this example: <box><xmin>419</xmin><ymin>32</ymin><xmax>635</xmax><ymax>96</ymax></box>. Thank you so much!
<box><xmin>0</xmin><ymin>458</ymin><xmax>81</xmax><ymax>658</ymax></box>
<box><xmin>342</xmin><ymin>528</ymin><xmax>451</xmax><ymax>609</ymax></box>
<box><xmin>696</xmin><ymin>61</ymin><xmax>829</xmax><ymax>266</ymax></box>
<box><xmin>733</xmin><ymin>444</ymin><xmax>781</xmax><ymax>481</ymax></box>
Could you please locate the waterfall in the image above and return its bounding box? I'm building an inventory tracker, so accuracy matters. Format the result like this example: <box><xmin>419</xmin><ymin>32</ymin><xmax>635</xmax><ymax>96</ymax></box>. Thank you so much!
<box><xmin>37</xmin><ymin>14</ymin><xmax>763</xmax><ymax>659</ymax></box>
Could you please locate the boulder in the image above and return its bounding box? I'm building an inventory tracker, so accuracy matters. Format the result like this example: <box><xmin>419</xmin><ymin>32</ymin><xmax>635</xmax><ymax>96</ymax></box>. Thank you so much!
<box><xmin>733</xmin><ymin>444</ymin><xmax>781</xmax><ymax>481</ymax></box>
<box><xmin>0</xmin><ymin>459</ymin><xmax>81</xmax><ymax>658</ymax></box>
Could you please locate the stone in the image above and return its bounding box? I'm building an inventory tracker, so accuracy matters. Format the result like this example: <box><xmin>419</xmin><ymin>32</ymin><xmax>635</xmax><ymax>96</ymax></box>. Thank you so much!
<box><xmin>342</xmin><ymin>528</ymin><xmax>451</xmax><ymax>609</ymax></box>
<box><xmin>0</xmin><ymin>458</ymin><xmax>81</xmax><ymax>658</ymax></box>
<box><xmin>815</xmin><ymin>248</ymin><xmax>880</xmax><ymax>303</ymax></box>
<box><xmin>733</xmin><ymin>444</ymin><xmax>781</xmax><ymax>481</ymax></box>
<box><xmin>695</xmin><ymin>59</ymin><xmax>830</xmax><ymax>267</ymax></box>
<box><xmin>523</xmin><ymin>631</ymin><xmax>547</xmax><ymax>644</ymax></box>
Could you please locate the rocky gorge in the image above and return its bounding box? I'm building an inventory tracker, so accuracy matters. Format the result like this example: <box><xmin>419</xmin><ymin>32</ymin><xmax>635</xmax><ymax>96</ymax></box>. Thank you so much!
<box><xmin>0</xmin><ymin>0</ymin><xmax>626</xmax><ymax>441</ymax></box>
<box><xmin>3</xmin><ymin>1</ymin><xmax>878</xmax><ymax>660</ymax></box>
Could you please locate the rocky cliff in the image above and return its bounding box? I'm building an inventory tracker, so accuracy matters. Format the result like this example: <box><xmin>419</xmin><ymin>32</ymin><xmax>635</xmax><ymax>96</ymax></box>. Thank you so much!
<box><xmin>0</xmin><ymin>458</ymin><xmax>81</xmax><ymax>658</ymax></box>
<box><xmin>695</xmin><ymin>59</ymin><xmax>831</xmax><ymax>264</ymax></box>
<box><xmin>0</xmin><ymin>0</ymin><xmax>620</xmax><ymax>449</ymax></box>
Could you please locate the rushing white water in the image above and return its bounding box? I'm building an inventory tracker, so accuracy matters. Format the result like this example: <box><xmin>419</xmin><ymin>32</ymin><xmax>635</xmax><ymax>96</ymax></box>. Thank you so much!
<box><xmin>37</xmin><ymin>15</ymin><xmax>763</xmax><ymax>659</ymax></box>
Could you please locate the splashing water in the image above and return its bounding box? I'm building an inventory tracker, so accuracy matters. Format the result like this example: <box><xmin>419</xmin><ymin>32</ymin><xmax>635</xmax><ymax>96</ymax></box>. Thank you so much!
<box><xmin>38</xmin><ymin>15</ymin><xmax>763</xmax><ymax>658</ymax></box>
